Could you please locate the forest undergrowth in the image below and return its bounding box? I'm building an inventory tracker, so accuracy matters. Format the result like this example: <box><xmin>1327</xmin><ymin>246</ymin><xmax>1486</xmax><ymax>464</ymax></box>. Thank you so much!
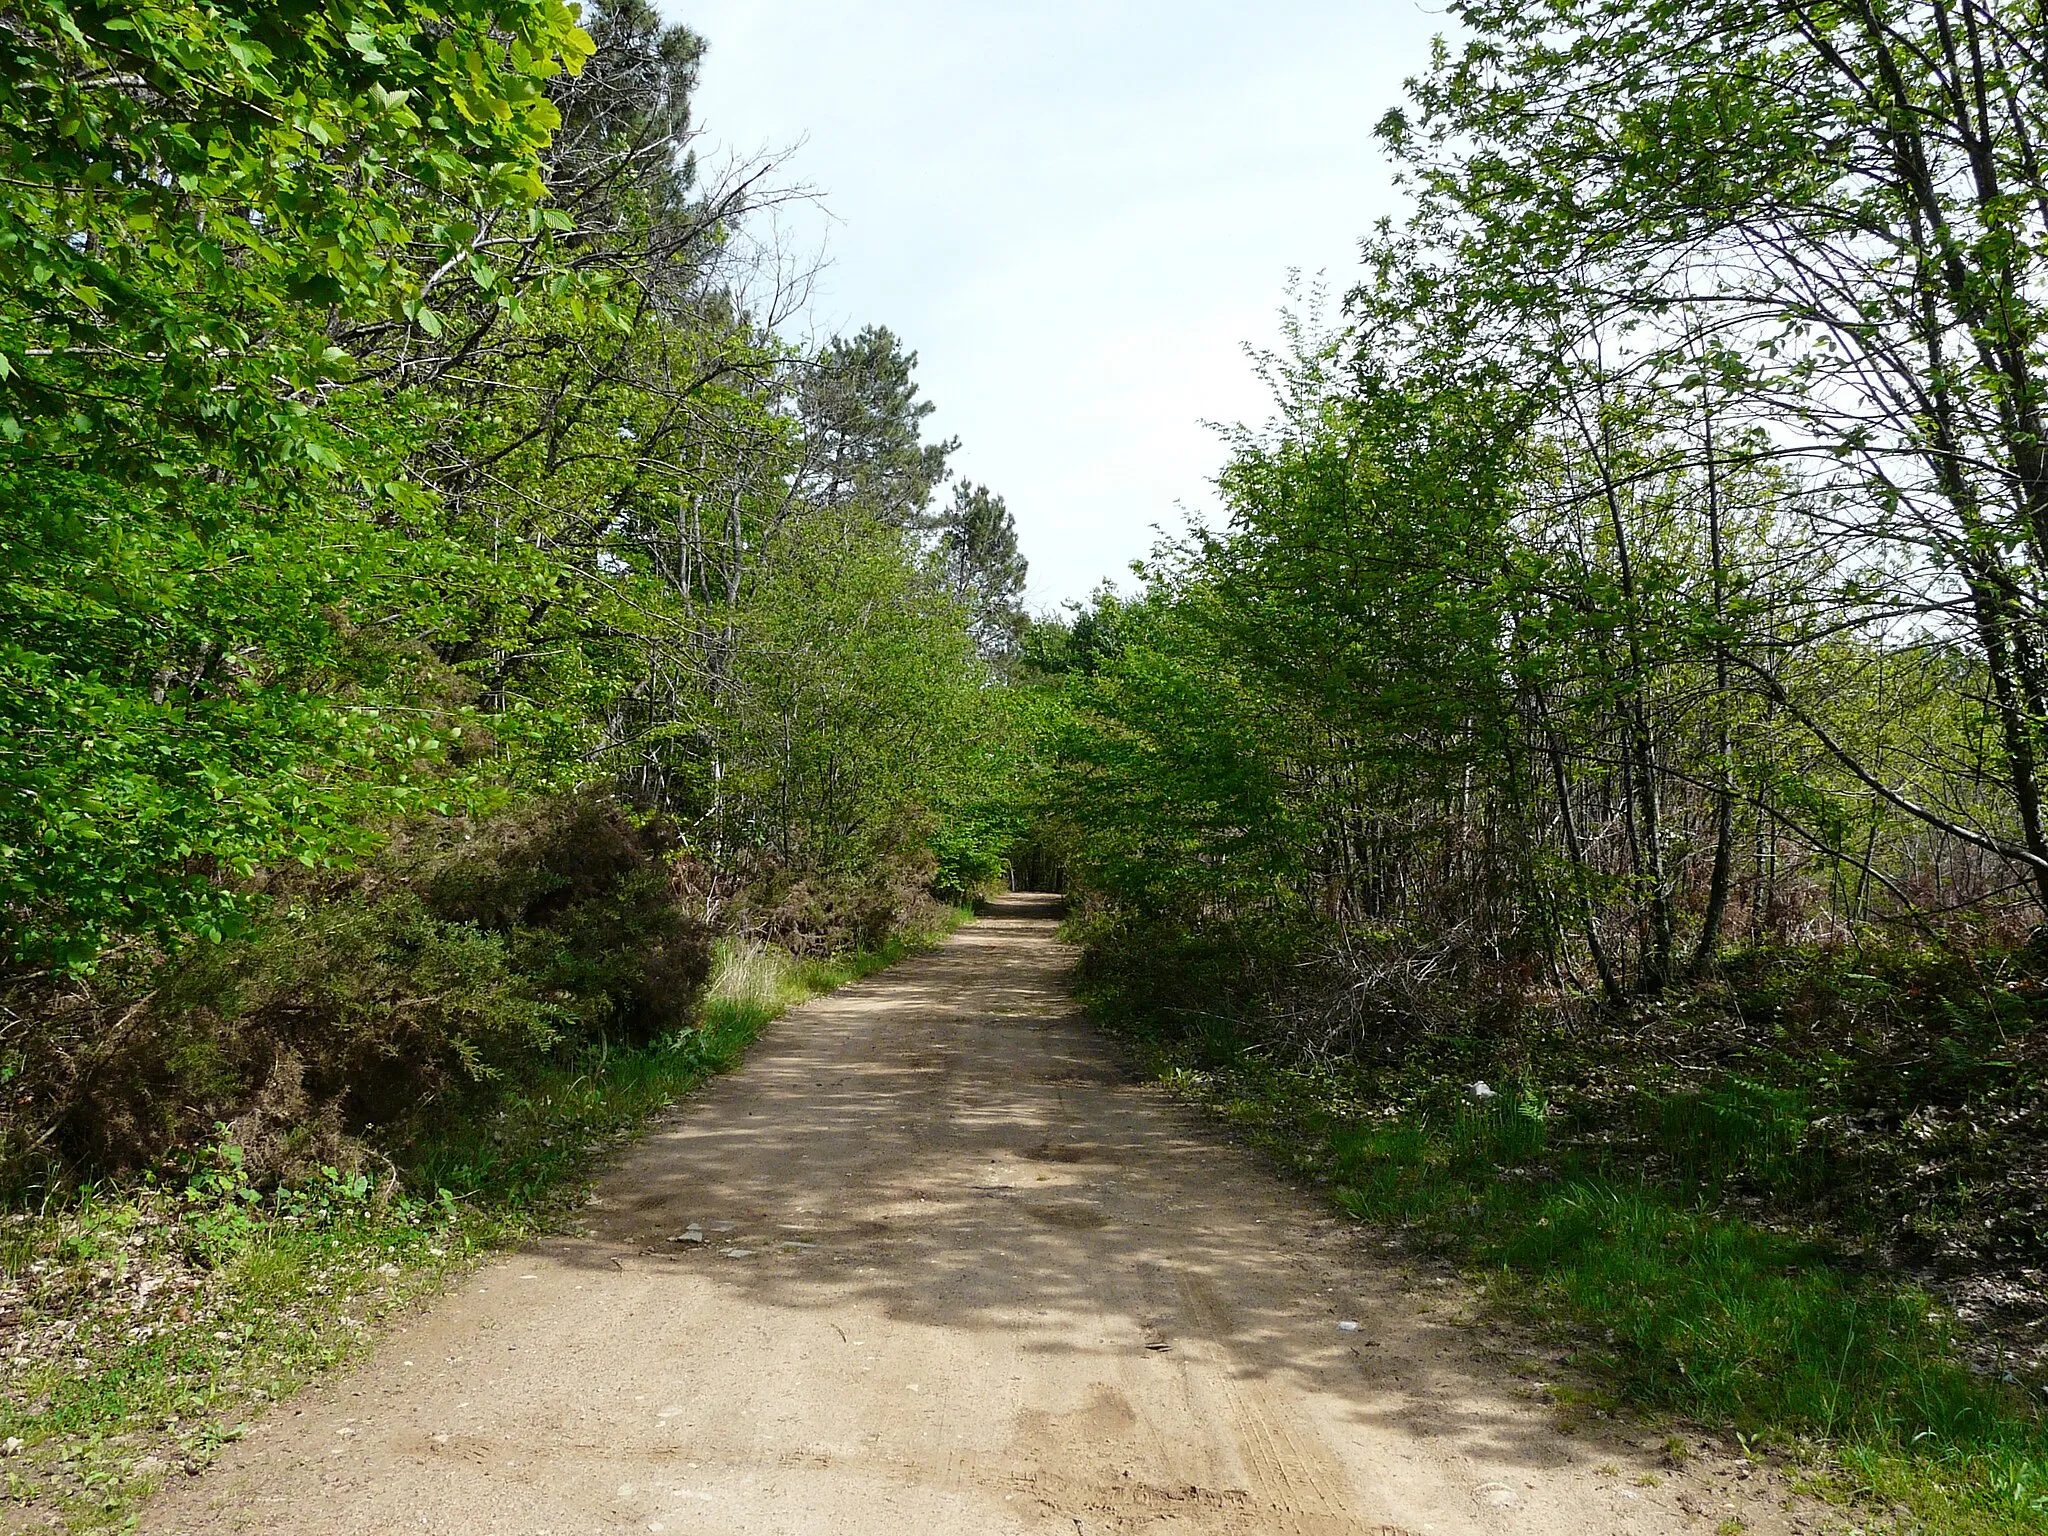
<box><xmin>0</xmin><ymin>915</ymin><xmax>962</xmax><ymax>1534</ymax></box>
<box><xmin>1075</xmin><ymin>918</ymin><xmax>2048</xmax><ymax>1536</ymax></box>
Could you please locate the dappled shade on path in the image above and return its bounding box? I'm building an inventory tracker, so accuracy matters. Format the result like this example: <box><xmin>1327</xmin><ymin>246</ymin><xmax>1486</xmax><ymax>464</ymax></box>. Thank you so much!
<box><xmin>137</xmin><ymin>896</ymin><xmax>1796</xmax><ymax>1535</ymax></box>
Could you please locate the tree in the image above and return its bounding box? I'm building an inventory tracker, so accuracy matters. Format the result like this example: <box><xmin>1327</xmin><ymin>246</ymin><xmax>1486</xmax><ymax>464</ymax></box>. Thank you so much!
<box><xmin>727</xmin><ymin>507</ymin><xmax>991</xmax><ymax>867</ymax></box>
<box><xmin>797</xmin><ymin>326</ymin><xmax>956</xmax><ymax>525</ymax></box>
<box><xmin>937</xmin><ymin>482</ymin><xmax>1029</xmax><ymax>658</ymax></box>
<box><xmin>0</xmin><ymin>0</ymin><xmax>594</xmax><ymax>967</ymax></box>
<box><xmin>0</xmin><ymin>0</ymin><xmax>591</xmax><ymax>459</ymax></box>
<box><xmin>1382</xmin><ymin>0</ymin><xmax>2048</xmax><ymax>908</ymax></box>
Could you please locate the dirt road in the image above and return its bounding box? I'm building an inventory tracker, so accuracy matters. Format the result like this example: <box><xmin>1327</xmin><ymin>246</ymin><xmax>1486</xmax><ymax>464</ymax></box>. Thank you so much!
<box><xmin>141</xmin><ymin>896</ymin><xmax>1802</xmax><ymax>1535</ymax></box>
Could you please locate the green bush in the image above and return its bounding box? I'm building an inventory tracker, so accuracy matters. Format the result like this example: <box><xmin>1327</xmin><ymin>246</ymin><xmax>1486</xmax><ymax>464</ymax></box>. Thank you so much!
<box><xmin>930</xmin><ymin>811</ymin><xmax>1016</xmax><ymax>902</ymax></box>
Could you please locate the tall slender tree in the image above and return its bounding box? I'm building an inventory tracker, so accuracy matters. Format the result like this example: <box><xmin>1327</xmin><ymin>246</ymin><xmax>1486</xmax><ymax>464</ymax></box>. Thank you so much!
<box><xmin>938</xmin><ymin>481</ymin><xmax>1029</xmax><ymax>658</ymax></box>
<box><xmin>797</xmin><ymin>326</ymin><xmax>956</xmax><ymax>525</ymax></box>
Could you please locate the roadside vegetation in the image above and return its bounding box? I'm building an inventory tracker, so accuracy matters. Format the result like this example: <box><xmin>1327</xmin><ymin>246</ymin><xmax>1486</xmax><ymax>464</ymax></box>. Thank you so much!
<box><xmin>1080</xmin><ymin>944</ymin><xmax>2048</xmax><ymax>1535</ymax></box>
<box><xmin>1024</xmin><ymin>0</ymin><xmax>2048</xmax><ymax>1529</ymax></box>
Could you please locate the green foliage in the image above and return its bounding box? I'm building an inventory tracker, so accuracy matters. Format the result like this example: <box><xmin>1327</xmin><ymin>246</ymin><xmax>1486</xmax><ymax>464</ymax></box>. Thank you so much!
<box><xmin>798</xmin><ymin>326</ymin><xmax>956</xmax><ymax>525</ymax></box>
<box><xmin>1389</xmin><ymin>0</ymin><xmax>2048</xmax><ymax>904</ymax></box>
<box><xmin>930</xmin><ymin>813</ymin><xmax>1016</xmax><ymax>902</ymax></box>
<box><xmin>1049</xmin><ymin>589</ymin><xmax>1309</xmax><ymax>921</ymax></box>
<box><xmin>935</xmin><ymin>481</ymin><xmax>1029</xmax><ymax>659</ymax></box>
<box><xmin>728</xmin><ymin>508</ymin><xmax>999</xmax><ymax>879</ymax></box>
<box><xmin>0</xmin><ymin>0</ymin><xmax>1012</xmax><ymax>983</ymax></box>
<box><xmin>0</xmin><ymin>0</ymin><xmax>589</xmax><ymax>458</ymax></box>
<box><xmin>0</xmin><ymin>0</ymin><xmax>599</xmax><ymax>968</ymax></box>
<box><xmin>0</xmin><ymin>453</ymin><xmax>447</xmax><ymax>965</ymax></box>
<box><xmin>0</xmin><ymin>4</ymin><xmax>1022</xmax><ymax>1525</ymax></box>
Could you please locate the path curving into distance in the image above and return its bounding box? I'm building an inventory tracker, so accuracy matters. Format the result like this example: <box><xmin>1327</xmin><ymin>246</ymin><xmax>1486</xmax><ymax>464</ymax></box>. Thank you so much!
<box><xmin>140</xmin><ymin>894</ymin><xmax>1803</xmax><ymax>1536</ymax></box>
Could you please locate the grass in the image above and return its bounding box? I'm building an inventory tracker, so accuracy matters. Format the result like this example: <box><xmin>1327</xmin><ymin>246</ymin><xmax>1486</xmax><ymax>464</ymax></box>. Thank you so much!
<box><xmin>0</xmin><ymin>912</ymin><xmax>965</xmax><ymax>1533</ymax></box>
<box><xmin>1099</xmin><ymin>1019</ymin><xmax>2048</xmax><ymax>1536</ymax></box>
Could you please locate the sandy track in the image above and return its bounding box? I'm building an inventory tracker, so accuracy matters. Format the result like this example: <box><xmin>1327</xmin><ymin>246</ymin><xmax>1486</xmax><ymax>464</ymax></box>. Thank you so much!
<box><xmin>140</xmin><ymin>895</ymin><xmax>1804</xmax><ymax>1535</ymax></box>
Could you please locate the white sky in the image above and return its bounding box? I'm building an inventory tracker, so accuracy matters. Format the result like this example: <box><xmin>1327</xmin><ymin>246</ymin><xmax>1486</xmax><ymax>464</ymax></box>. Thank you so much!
<box><xmin>674</xmin><ymin>2</ymin><xmax>1444</xmax><ymax>607</ymax></box>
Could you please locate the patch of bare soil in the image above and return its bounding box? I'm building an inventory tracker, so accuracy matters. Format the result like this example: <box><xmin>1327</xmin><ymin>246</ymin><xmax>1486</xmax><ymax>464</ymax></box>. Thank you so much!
<box><xmin>136</xmin><ymin>895</ymin><xmax>1820</xmax><ymax>1535</ymax></box>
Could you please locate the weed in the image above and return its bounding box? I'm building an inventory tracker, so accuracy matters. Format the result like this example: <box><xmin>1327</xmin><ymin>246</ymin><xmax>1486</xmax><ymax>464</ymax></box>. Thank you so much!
<box><xmin>1648</xmin><ymin>1078</ymin><xmax>1813</xmax><ymax>1198</ymax></box>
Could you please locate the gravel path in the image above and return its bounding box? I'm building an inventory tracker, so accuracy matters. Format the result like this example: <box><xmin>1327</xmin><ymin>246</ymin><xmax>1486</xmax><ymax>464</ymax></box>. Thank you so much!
<box><xmin>139</xmin><ymin>894</ymin><xmax>1805</xmax><ymax>1535</ymax></box>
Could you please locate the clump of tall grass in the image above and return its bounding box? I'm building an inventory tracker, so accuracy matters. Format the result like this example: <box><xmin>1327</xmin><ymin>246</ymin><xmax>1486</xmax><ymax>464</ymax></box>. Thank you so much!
<box><xmin>703</xmin><ymin>916</ymin><xmax>966</xmax><ymax>1035</ymax></box>
<box><xmin>703</xmin><ymin>938</ymin><xmax>813</xmax><ymax>1029</ymax></box>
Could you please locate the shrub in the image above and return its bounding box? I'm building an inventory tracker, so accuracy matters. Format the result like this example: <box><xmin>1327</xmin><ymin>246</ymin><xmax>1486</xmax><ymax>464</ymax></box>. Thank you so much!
<box><xmin>728</xmin><ymin>819</ymin><xmax>948</xmax><ymax>957</ymax></box>
<box><xmin>1</xmin><ymin>793</ymin><xmax>711</xmax><ymax>1192</ymax></box>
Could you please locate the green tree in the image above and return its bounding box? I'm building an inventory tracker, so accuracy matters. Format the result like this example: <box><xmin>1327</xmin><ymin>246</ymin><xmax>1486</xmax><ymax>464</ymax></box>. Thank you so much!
<box><xmin>797</xmin><ymin>326</ymin><xmax>956</xmax><ymax>526</ymax></box>
<box><xmin>731</xmin><ymin>508</ymin><xmax>991</xmax><ymax>870</ymax></box>
<box><xmin>1383</xmin><ymin>0</ymin><xmax>2048</xmax><ymax>907</ymax></box>
<box><xmin>937</xmin><ymin>481</ymin><xmax>1029</xmax><ymax>659</ymax></box>
<box><xmin>0</xmin><ymin>0</ymin><xmax>593</xmax><ymax>967</ymax></box>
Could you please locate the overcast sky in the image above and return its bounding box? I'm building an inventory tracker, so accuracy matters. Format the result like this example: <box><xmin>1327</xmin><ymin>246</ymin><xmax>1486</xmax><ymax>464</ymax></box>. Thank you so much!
<box><xmin>673</xmin><ymin>3</ymin><xmax>1444</xmax><ymax>607</ymax></box>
